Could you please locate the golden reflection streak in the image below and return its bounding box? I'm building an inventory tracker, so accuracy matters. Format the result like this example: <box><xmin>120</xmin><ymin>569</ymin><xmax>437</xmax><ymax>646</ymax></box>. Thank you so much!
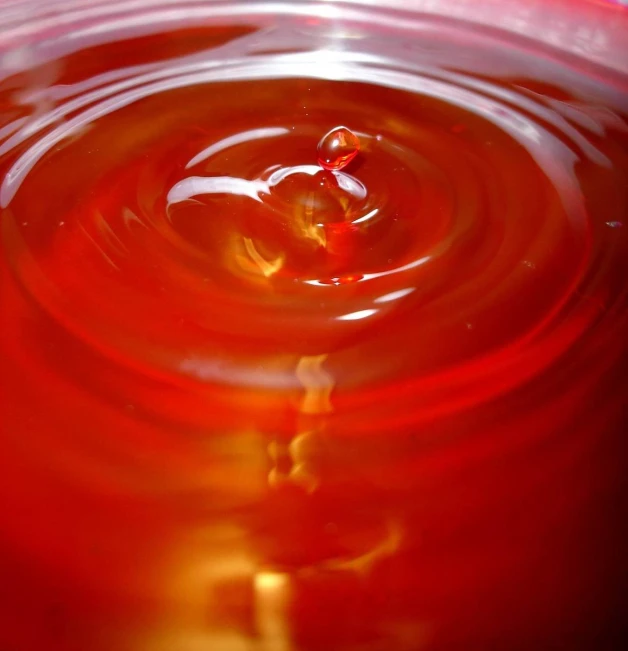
<box><xmin>243</xmin><ymin>237</ymin><xmax>284</xmax><ymax>277</ymax></box>
<box><xmin>266</xmin><ymin>354</ymin><xmax>335</xmax><ymax>491</ymax></box>
<box><xmin>267</xmin><ymin>432</ymin><xmax>319</xmax><ymax>493</ymax></box>
<box><xmin>254</xmin><ymin>571</ymin><xmax>292</xmax><ymax>651</ymax></box>
<box><xmin>298</xmin><ymin>190</ymin><xmax>327</xmax><ymax>247</ymax></box>
<box><xmin>145</xmin><ymin>524</ymin><xmax>256</xmax><ymax>651</ymax></box>
<box><xmin>295</xmin><ymin>354</ymin><xmax>334</xmax><ymax>415</ymax></box>
<box><xmin>315</xmin><ymin>518</ymin><xmax>403</xmax><ymax>577</ymax></box>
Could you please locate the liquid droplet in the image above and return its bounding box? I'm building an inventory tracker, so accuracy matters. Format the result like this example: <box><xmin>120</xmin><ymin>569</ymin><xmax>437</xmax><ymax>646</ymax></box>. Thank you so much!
<box><xmin>317</xmin><ymin>126</ymin><xmax>360</xmax><ymax>171</ymax></box>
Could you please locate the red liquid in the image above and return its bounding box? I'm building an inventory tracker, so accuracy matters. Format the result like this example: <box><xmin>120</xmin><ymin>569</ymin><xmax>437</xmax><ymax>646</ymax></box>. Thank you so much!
<box><xmin>0</xmin><ymin>2</ymin><xmax>627</xmax><ymax>650</ymax></box>
<box><xmin>317</xmin><ymin>126</ymin><xmax>360</xmax><ymax>171</ymax></box>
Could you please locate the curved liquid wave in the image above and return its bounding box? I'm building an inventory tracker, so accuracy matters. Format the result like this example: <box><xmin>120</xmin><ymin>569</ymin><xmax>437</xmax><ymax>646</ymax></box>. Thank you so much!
<box><xmin>0</xmin><ymin>2</ymin><xmax>627</xmax><ymax>651</ymax></box>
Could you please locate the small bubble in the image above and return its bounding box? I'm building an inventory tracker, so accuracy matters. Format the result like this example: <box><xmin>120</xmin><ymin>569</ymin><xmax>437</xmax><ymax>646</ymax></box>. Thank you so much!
<box><xmin>317</xmin><ymin>126</ymin><xmax>360</xmax><ymax>171</ymax></box>
<box><xmin>605</xmin><ymin>221</ymin><xmax>623</xmax><ymax>228</ymax></box>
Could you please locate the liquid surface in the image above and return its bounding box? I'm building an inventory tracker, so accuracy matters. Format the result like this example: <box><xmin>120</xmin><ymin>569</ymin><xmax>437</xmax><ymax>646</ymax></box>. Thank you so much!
<box><xmin>0</xmin><ymin>2</ymin><xmax>627</xmax><ymax>650</ymax></box>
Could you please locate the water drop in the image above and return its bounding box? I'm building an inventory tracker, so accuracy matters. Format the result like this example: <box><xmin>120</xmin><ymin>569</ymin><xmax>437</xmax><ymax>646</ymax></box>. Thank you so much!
<box><xmin>317</xmin><ymin>126</ymin><xmax>360</xmax><ymax>171</ymax></box>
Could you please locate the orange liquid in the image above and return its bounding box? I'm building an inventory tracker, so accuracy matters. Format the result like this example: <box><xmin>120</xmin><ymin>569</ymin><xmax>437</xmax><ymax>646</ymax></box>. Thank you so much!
<box><xmin>0</xmin><ymin>4</ymin><xmax>627</xmax><ymax>650</ymax></box>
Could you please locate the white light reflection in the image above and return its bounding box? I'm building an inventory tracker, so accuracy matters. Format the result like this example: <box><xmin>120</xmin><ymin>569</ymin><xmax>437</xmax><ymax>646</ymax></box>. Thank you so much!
<box><xmin>266</xmin><ymin>164</ymin><xmax>321</xmax><ymax>184</ymax></box>
<box><xmin>337</xmin><ymin>308</ymin><xmax>378</xmax><ymax>321</ymax></box>
<box><xmin>304</xmin><ymin>255</ymin><xmax>430</xmax><ymax>286</ymax></box>
<box><xmin>3</xmin><ymin>22</ymin><xmax>615</xmax><ymax>208</ymax></box>
<box><xmin>254</xmin><ymin>571</ymin><xmax>291</xmax><ymax>651</ymax></box>
<box><xmin>361</xmin><ymin>255</ymin><xmax>431</xmax><ymax>279</ymax></box>
<box><xmin>166</xmin><ymin>176</ymin><xmax>268</xmax><ymax>205</ymax></box>
<box><xmin>375</xmin><ymin>287</ymin><xmax>415</xmax><ymax>303</ymax></box>
<box><xmin>351</xmin><ymin>207</ymin><xmax>378</xmax><ymax>225</ymax></box>
<box><xmin>186</xmin><ymin>127</ymin><xmax>289</xmax><ymax>169</ymax></box>
<box><xmin>166</xmin><ymin>164</ymin><xmax>368</xmax><ymax>209</ymax></box>
<box><xmin>334</xmin><ymin>170</ymin><xmax>367</xmax><ymax>199</ymax></box>
<box><xmin>266</xmin><ymin>164</ymin><xmax>366</xmax><ymax>200</ymax></box>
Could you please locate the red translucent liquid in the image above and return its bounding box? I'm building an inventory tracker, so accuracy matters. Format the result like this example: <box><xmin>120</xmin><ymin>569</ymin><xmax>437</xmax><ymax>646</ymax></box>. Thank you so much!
<box><xmin>317</xmin><ymin>126</ymin><xmax>360</xmax><ymax>171</ymax></box>
<box><xmin>0</xmin><ymin>3</ymin><xmax>627</xmax><ymax>651</ymax></box>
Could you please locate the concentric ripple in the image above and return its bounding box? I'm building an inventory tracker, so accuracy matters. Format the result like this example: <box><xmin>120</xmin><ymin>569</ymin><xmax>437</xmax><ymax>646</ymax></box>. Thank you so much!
<box><xmin>3</xmin><ymin>20</ymin><xmax>625</xmax><ymax>397</ymax></box>
<box><xmin>0</xmin><ymin>2</ymin><xmax>627</xmax><ymax>650</ymax></box>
